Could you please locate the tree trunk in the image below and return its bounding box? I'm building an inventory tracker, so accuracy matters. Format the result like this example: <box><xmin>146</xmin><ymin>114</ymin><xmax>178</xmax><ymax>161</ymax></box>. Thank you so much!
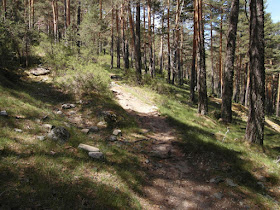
<box><xmin>116</xmin><ymin>7</ymin><xmax>121</xmax><ymax>68</ymax></box>
<box><xmin>221</xmin><ymin>0</ymin><xmax>239</xmax><ymax>123</ymax></box>
<box><xmin>66</xmin><ymin>0</ymin><xmax>70</xmax><ymax>27</ymax></box>
<box><xmin>266</xmin><ymin>77</ymin><xmax>273</xmax><ymax>115</ymax></box>
<box><xmin>77</xmin><ymin>0</ymin><xmax>81</xmax><ymax>48</ymax></box>
<box><xmin>148</xmin><ymin>0</ymin><xmax>153</xmax><ymax>77</ymax></box>
<box><xmin>121</xmin><ymin>2</ymin><xmax>129</xmax><ymax>69</ymax></box>
<box><xmin>64</xmin><ymin>0</ymin><xmax>67</xmax><ymax>33</ymax></box>
<box><xmin>152</xmin><ymin>11</ymin><xmax>156</xmax><ymax>76</ymax></box>
<box><xmin>111</xmin><ymin>6</ymin><xmax>114</xmax><ymax>69</ymax></box>
<box><xmin>143</xmin><ymin>4</ymin><xmax>148</xmax><ymax>73</ymax></box>
<box><xmin>135</xmin><ymin>0</ymin><xmax>141</xmax><ymax>82</ymax></box>
<box><xmin>219</xmin><ymin>11</ymin><xmax>223</xmax><ymax>98</ymax></box>
<box><xmin>159</xmin><ymin>10</ymin><xmax>164</xmax><ymax>75</ymax></box>
<box><xmin>2</xmin><ymin>0</ymin><xmax>7</xmax><ymax>20</ymax></box>
<box><xmin>99</xmin><ymin>0</ymin><xmax>103</xmax><ymax>54</ymax></box>
<box><xmin>51</xmin><ymin>0</ymin><xmax>58</xmax><ymax>42</ymax></box>
<box><xmin>210</xmin><ymin>11</ymin><xmax>215</xmax><ymax>95</ymax></box>
<box><xmin>167</xmin><ymin>0</ymin><xmax>171</xmax><ymax>83</ymax></box>
<box><xmin>245</xmin><ymin>63</ymin><xmax>250</xmax><ymax>107</ymax></box>
<box><xmin>246</xmin><ymin>0</ymin><xmax>265</xmax><ymax>145</ymax></box>
<box><xmin>197</xmin><ymin>0</ymin><xmax>207</xmax><ymax>115</ymax></box>
<box><xmin>276</xmin><ymin>73</ymin><xmax>280</xmax><ymax>117</ymax></box>
<box><xmin>191</xmin><ymin>0</ymin><xmax>198</xmax><ymax>103</ymax></box>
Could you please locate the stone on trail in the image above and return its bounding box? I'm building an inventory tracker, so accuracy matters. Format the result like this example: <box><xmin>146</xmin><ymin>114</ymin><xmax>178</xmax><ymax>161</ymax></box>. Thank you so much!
<box><xmin>30</xmin><ymin>67</ymin><xmax>50</xmax><ymax>76</ymax></box>
<box><xmin>210</xmin><ymin>176</ymin><xmax>224</xmax><ymax>184</ymax></box>
<box><xmin>213</xmin><ymin>192</ymin><xmax>223</xmax><ymax>199</ymax></box>
<box><xmin>88</xmin><ymin>152</ymin><xmax>104</xmax><ymax>159</ymax></box>
<box><xmin>112</xmin><ymin>129</ymin><xmax>122</xmax><ymax>136</ymax></box>
<box><xmin>14</xmin><ymin>128</ymin><xmax>23</xmax><ymax>133</ymax></box>
<box><xmin>47</xmin><ymin>126</ymin><xmax>70</xmax><ymax>143</ymax></box>
<box><xmin>89</xmin><ymin>126</ymin><xmax>99</xmax><ymax>133</ymax></box>
<box><xmin>225</xmin><ymin>178</ymin><xmax>238</xmax><ymax>187</ymax></box>
<box><xmin>97</xmin><ymin>121</ymin><xmax>107</xmax><ymax>129</ymax></box>
<box><xmin>81</xmin><ymin>129</ymin><xmax>90</xmax><ymax>134</ymax></box>
<box><xmin>108</xmin><ymin>135</ymin><xmax>117</xmax><ymax>142</ymax></box>
<box><xmin>0</xmin><ymin>110</ymin><xmax>8</xmax><ymax>116</ymax></box>
<box><xmin>61</xmin><ymin>103</ymin><xmax>76</xmax><ymax>109</ymax></box>
<box><xmin>151</xmin><ymin>144</ymin><xmax>172</xmax><ymax>159</ymax></box>
<box><xmin>42</xmin><ymin>124</ymin><xmax>52</xmax><ymax>130</ymax></box>
<box><xmin>78</xmin><ymin>144</ymin><xmax>100</xmax><ymax>152</ymax></box>
<box><xmin>37</xmin><ymin>136</ymin><xmax>45</xmax><ymax>141</ymax></box>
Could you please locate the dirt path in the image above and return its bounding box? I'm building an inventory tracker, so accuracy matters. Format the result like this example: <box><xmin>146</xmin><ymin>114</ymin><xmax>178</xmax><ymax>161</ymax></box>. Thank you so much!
<box><xmin>110</xmin><ymin>82</ymin><xmax>250</xmax><ymax>210</ymax></box>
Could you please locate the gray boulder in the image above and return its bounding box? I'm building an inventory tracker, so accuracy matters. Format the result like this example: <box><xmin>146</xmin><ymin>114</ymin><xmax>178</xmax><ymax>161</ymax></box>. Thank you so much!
<box><xmin>30</xmin><ymin>67</ymin><xmax>50</xmax><ymax>76</ymax></box>
<box><xmin>108</xmin><ymin>135</ymin><xmax>117</xmax><ymax>142</ymax></box>
<box><xmin>47</xmin><ymin>126</ymin><xmax>70</xmax><ymax>143</ymax></box>
<box><xmin>89</xmin><ymin>126</ymin><xmax>99</xmax><ymax>133</ymax></box>
<box><xmin>78</xmin><ymin>144</ymin><xmax>100</xmax><ymax>152</ymax></box>
<box><xmin>0</xmin><ymin>110</ymin><xmax>8</xmax><ymax>116</ymax></box>
<box><xmin>88</xmin><ymin>152</ymin><xmax>104</xmax><ymax>159</ymax></box>
<box><xmin>61</xmin><ymin>103</ymin><xmax>76</xmax><ymax>109</ymax></box>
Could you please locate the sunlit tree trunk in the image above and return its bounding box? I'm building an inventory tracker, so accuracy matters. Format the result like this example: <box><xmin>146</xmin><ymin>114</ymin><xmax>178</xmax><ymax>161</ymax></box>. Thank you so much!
<box><xmin>246</xmin><ymin>0</ymin><xmax>265</xmax><ymax>145</ymax></box>
<box><xmin>197</xmin><ymin>0</ymin><xmax>207</xmax><ymax>115</ymax></box>
<box><xmin>190</xmin><ymin>0</ymin><xmax>198</xmax><ymax>103</ymax></box>
<box><xmin>66</xmin><ymin>0</ymin><xmax>70</xmax><ymax>27</ymax></box>
<box><xmin>116</xmin><ymin>7</ymin><xmax>120</xmax><ymax>68</ymax></box>
<box><xmin>135</xmin><ymin>0</ymin><xmax>142</xmax><ymax>82</ymax></box>
<box><xmin>148</xmin><ymin>0</ymin><xmax>153</xmax><ymax>77</ymax></box>
<box><xmin>219</xmin><ymin>11</ymin><xmax>223</xmax><ymax>97</ymax></box>
<box><xmin>143</xmin><ymin>4</ymin><xmax>148</xmax><ymax>73</ymax></box>
<box><xmin>167</xmin><ymin>0</ymin><xmax>171</xmax><ymax>82</ymax></box>
<box><xmin>276</xmin><ymin>73</ymin><xmax>280</xmax><ymax>117</ymax></box>
<box><xmin>221</xmin><ymin>0</ymin><xmax>239</xmax><ymax>123</ymax></box>
<box><xmin>210</xmin><ymin>11</ymin><xmax>215</xmax><ymax>95</ymax></box>
<box><xmin>111</xmin><ymin>5</ymin><xmax>114</xmax><ymax>69</ymax></box>
<box><xmin>51</xmin><ymin>0</ymin><xmax>58</xmax><ymax>42</ymax></box>
<box><xmin>159</xmin><ymin>10</ymin><xmax>164</xmax><ymax>75</ymax></box>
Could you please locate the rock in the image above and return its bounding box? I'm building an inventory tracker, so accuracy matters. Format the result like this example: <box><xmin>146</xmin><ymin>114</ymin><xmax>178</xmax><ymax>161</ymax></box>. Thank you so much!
<box><xmin>257</xmin><ymin>182</ymin><xmax>265</xmax><ymax>189</ymax></box>
<box><xmin>0</xmin><ymin>110</ymin><xmax>8</xmax><ymax>116</ymax></box>
<box><xmin>108</xmin><ymin>135</ymin><xmax>117</xmax><ymax>142</ymax></box>
<box><xmin>88</xmin><ymin>152</ymin><xmax>104</xmax><ymax>159</ymax></box>
<box><xmin>61</xmin><ymin>103</ymin><xmax>76</xmax><ymax>109</ymax></box>
<box><xmin>213</xmin><ymin>192</ymin><xmax>223</xmax><ymax>199</ymax></box>
<box><xmin>81</xmin><ymin>129</ymin><xmax>90</xmax><ymax>134</ymax></box>
<box><xmin>42</xmin><ymin>124</ymin><xmax>52</xmax><ymax>130</ymax></box>
<box><xmin>89</xmin><ymin>126</ymin><xmax>99</xmax><ymax>133</ymax></box>
<box><xmin>145</xmin><ymin>159</ymin><xmax>150</xmax><ymax>164</ymax></box>
<box><xmin>101</xmin><ymin>111</ymin><xmax>117</xmax><ymax>125</ymax></box>
<box><xmin>35</xmin><ymin>118</ymin><xmax>41</xmax><ymax>123</ymax></box>
<box><xmin>151</xmin><ymin>144</ymin><xmax>171</xmax><ymax>159</ymax></box>
<box><xmin>30</xmin><ymin>67</ymin><xmax>50</xmax><ymax>76</ymax></box>
<box><xmin>112</xmin><ymin>129</ymin><xmax>122</xmax><ymax>136</ymax></box>
<box><xmin>63</xmin><ymin>122</ymin><xmax>71</xmax><ymax>128</ymax></box>
<box><xmin>56</xmin><ymin>111</ymin><xmax>63</xmax><ymax>115</ymax></box>
<box><xmin>47</xmin><ymin>126</ymin><xmax>70</xmax><ymax>143</ymax></box>
<box><xmin>68</xmin><ymin>111</ymin><xmax>76</xmax><ymax>115</ymax></box>
<box><xmin>37</xmin><ymin>136</ymin><xmax>45</xmax><ymax>141</ymax></box>
<box><xmin>97</xmin><ymin>121</ymin><xmax>108</xmax><ymax>128</ymax></box>
<box><xmin>225</xmin><ymin>178</ymin><xmax>238</xmax><ymax>187</ymax></box>
<box><xmin>78</xmin><ymin>144</ymin><xmax>100</xmax><ymax>152</ymax></box>
<box><xmin>110</xmin><ymin>75</ymin><xmax>122</xmax><ymax>80</ymax></box>
<box><xmin>14</xmin><ymin>128</ymin><xmax>23</xmax><ymax>133</ymax></box>
<box><xmin>210</xmin><ymin>176</ymin><xmax>224</xmax><ymax>184</ymax></box>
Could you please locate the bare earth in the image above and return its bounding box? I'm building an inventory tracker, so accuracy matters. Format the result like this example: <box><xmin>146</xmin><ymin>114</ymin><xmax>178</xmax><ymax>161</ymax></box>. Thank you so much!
<box><xmin>110</xmin><ymin>82</ymin><xmax>254</xmax><ymax>210</ymax></box>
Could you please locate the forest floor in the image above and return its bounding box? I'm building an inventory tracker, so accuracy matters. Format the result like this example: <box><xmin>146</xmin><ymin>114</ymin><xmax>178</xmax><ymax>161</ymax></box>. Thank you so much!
<box><xmin>110</xmin><ymin>80</ymin><xmax>260</xmax><ymax>209</ymax></box>
<box><xmin>0</xmin><ymin>54</ymin><xmax>280</xmax><ymax>209</ymax></box>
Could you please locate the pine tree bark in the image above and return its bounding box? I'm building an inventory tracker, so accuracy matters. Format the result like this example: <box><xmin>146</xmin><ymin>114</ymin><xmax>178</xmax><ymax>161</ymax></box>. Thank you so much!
<box><xmin>66</xmin><ymin>0</ymin><xmax>70</xmax><ymax>27</ymax></box>
<box><xmin>143</xmin><ymin>4</ymin><xmax>148</xmax><ymax>73</ymax></box>
<box><xmin>246</xmin><ymin>0</ymin><xmax>265</xmax><ymax>145</ymax></box>
<box><xmin>167</xmin><ymin>0</ymin><xmax>171</xmax><ymax>82</ymax></box>
<box><xmin>116</xmin><ymin>7</ymin><xmax>121</xmax><ymax>68</ymax></box>
<box><xmin>77</xmin><ymin>0</ymin><xmax>81</xmax><ymax>48</ymax></box>
<box><xmin>221</xmin><ymin>0</ymin><xmax>239</xmax><ymax>123</ymax></box>
<box><xmin>111</xmin><ymin>6</ymin><xmax>114</xmax><ymax>69</ymax></box>
<box><xmin>51</xmin><ymin>0</ymin><xmax>58</xmax><ymax>42</ymax></box>
<box><xmin>2</xmin><ymin>0</ymin><xmax>7</xmax><ymax>20</ymax></box>
<box><xmin>135</xmin><ymin>0</ymin><xmax>142</xmax><ymax>82</ymax></box>
<box><xmin>148</xmin><ymin>0</ymin><xmax>153</xmax><ymax>77</ymax></box>
<box><xmin>191</xmin><ymin>0</ymin><xmax>198</xmax><ymax>103</ymax></box>
<box><xmin>159</xmin><ymin>10</ymin><xmax>164</xmax><ymax>75</ymax></box>
<box><xmin>276</xmin><ymin>73</ymin><xmax>280</xmax><ymax>117</ymax></box>
<box><xmin>121</xmin><ymin>2</ymin><xmax>129</xmax><ymax>69</ymax></box>
<box><xmin>197</xmin><ymin>0</ymin><xmax>207</xmax><ymax>115</ymax></box>
<box><xmin>210</xmin><ymin>11</ymin><xmax>215</xmax><ymax>95</ymax></box>
<box><xmin>219</xmin><ymin>11</ymin><xmax>223</xmax><ymax>97</ymax></box>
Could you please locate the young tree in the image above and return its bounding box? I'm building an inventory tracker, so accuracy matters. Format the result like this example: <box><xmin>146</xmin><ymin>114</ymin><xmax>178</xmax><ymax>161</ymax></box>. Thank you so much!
<box><xmin>246</xmin><ymin>0</ymin><xmax>265</xmax><ymax>145</ymax></box>
<box><xmin>221</xmin><ymin>0</ymin><xmax>240</xmax><ymax>123</ymax></box>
